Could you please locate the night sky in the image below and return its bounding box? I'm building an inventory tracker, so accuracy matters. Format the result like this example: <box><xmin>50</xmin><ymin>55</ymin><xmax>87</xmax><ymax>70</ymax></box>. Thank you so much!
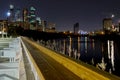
<box><xmin>1</xmin><ymin>0</ymin><xmax>120</xmax><ymax>32</ymax></box>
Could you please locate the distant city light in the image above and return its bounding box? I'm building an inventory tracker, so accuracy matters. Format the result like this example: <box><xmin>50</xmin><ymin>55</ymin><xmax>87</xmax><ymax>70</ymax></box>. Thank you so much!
<box><xmin>10</xmin><ymin>4</ymin><xmax>14</xmax><ymax>9</ymax></box>
<box><xmin>118</xmin><ymin>19</ymin><xmax>120</xmax><ymax>23</ymax></box>
<box><xmin>7</xmin><ymin>12</ymin><xmax>11</xmax><ymax>17</ymax></box>
<box><xmin>78</xmin><ymin>30</ymin><xmax>88</xmax><ymax>35</ymax></box>
<box><xmin>111</xmin><ymin>14</ymin><xmax>115</xmax><ymax>18</ymax></box>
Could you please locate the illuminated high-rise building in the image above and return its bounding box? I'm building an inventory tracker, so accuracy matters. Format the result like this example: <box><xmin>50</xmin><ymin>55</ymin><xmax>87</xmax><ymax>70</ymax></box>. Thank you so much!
<box><xmin>103</xmin><ymin>18</ymin><xmax>112</xmax><ymax>31</ymax></box>
<box><xmin>23</xmin><ymin>8</ymin><xmax>28</xmax><ymax>22</ymax></box>
<box><xmin>41</xmin><ymin>20</ymin><xmax>47</xmax><ymax>31</ymax></box>
<box><xmin>29</xmin><ymin>6</ymin><xmax>36</xmax><ymax>23</ymax></box>
<box><xmin>36</xmin><ymin>17</ymin><xmax>41</xmax><ymax>25</ymax></box>
<box><xmin>29</xmin><ymin>6</ymin><xmax>36</xmax><ymax>30</ymax></box>
<box><xmin>15</xmin><ymin>8</ymin><xmax>21</xmax><ymax>21</ymax></box>
<box><xmin>36</xmin><ymin>17</ymin><xmax>41</xmax><ymax>30</ymax></box>
<box><xmin>46</xmin><ymin>22</ymin><xmax>56</xmax><ymax>32</ymax></box>
<box><xmin>22</xmin><ymin>8</ymin><xmax>30</xmax><ymax>29</ymax></box>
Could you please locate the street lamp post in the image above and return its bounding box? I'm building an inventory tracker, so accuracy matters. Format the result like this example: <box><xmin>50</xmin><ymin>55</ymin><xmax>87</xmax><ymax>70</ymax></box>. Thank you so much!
<box><xmin>7</xmin><ymin>11</ymin><xmax>11</xmax><ymax>38</ymax></box>
<box><xmin>7</xmin><ymin>11</ymin><xmax>11</xmax><ymax>22</ymax></box>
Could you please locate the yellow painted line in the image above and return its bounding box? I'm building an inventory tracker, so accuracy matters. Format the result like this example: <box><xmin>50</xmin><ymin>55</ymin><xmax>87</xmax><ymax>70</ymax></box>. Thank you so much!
<box><xmin>21</xmin><ymin>38</ymin><xmax>45</xmax><ymax>80</ymax></box>
<box><xmin>23</xmin><ymin>37</ymin><xmax>111</xmax><ymax>80</ymax></box>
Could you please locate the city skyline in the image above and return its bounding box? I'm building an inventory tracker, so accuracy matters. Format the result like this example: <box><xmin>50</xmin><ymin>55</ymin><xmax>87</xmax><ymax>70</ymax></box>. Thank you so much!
<box><xmin>0</xmin><ymin>0</ymin><xmax>120</xmax><ymax>32</ymax></box>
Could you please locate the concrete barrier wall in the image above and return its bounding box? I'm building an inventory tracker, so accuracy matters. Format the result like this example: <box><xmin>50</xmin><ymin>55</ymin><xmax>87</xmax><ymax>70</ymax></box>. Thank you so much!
<box><xmin>20</xmin><ymin>37</ymin><xmax>45</xmax><ymax>80</ymax></box>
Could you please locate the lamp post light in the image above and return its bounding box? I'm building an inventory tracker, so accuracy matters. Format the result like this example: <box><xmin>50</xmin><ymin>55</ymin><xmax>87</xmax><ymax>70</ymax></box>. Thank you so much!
<box><xmin>6</xmin><ymin>11</ymin><xmax>11</xmax><ymax>38</ymax></box>
<box><xmin>7</xmin><ymin>11</ymin><xmax>11</xmax><ymax>22</ymax></box>
<box><xmin>7</xmin><ymin>12</ymin><xmax>11</xmax><ymax>17</ymax></box>
<box><xmin>111</xmin><ymin>14</ymin><xmax>115</xmax><ymax>18</ymax></box>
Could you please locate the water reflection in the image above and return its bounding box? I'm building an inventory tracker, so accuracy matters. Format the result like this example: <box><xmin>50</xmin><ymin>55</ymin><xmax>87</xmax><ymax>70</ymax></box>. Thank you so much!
<box><xmin>91</xmin><ymin>39</ymin><xmax>95</xmax><ymax>50</ymax></box>
<box><xmin>77</xmin><ymin>37</ymin><xmax>80</xmax><ymax>60</ymax></box>
<box><xmin>63</xmin><ymin>39</ymin><xmax>66</xmax><ymax>54</ymax></box>
<box><xmin>69</xmin><ymin>37</ymin><xmax>72</xmax><ymax>57</ymax></box>
<box><xmin>108</xmin><ymin>40</ymin><xmax>115</xmax><ymax>71</ymax></box>
<box><xmin>85</xmin><ymin>37</ymin><xmax>88</xmax><ymax>53</ymax></box>
<box><xmin>94</xmin><ymin>40</ymin><xmax>115</xmax><ymax>74</ymax></box>
<box><xmin>39</xmin><ymin>36</ymin><xmax>120</xmax><ymax>77</ymax></box>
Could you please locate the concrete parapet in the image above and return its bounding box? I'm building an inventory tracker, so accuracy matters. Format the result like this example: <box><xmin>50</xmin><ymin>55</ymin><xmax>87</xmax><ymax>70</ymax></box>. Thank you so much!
<box><xmin>20</xmin><ymin>37</ymin><xmax>44</xmax><ymax>80</ymax></box>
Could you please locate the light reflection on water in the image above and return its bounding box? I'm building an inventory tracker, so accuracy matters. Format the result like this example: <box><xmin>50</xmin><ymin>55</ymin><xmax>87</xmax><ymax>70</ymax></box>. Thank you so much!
<box><xmin>64</xmin><ymin>37</ymin><xmax>120</xmax><ymax>76</ymax></box>
<box><xmin>76</xmin><ymin>37</ymin><xmax>119</xmax><ymax>76</ymax></box>
<box><xmin>40</xmin><ymin>36</ymin><xmax>120</xmax><ymax>77</ymax></box>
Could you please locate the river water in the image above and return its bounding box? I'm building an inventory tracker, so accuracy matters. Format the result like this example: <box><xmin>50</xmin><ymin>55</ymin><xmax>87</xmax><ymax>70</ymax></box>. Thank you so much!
<box><xmin>40</xmin><ymin>36</ymin><xmax>120</xmax><ymax>77</ymax></box>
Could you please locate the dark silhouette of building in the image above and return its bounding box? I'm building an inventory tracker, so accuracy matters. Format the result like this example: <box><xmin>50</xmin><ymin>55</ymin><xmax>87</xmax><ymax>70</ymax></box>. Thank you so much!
<box><xmin>74</xmin><ymin>23</ymin><xmax>79</xmax><ymax>34</ymax></box>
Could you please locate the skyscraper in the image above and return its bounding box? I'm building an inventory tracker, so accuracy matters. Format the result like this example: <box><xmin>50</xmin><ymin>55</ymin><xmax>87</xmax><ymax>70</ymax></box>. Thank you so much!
<box><xmin>29</xmin><ymin>6</ymin><xmax>36</xmax><ymax>23</ymax></box>
<box><xmin>74</xmin><ymin>23</ymin><xmax>79</xmax><ymax>34</ymax></box>
<box><xmin>103</xmin><ymin>18</ymin><xmax>112</xmax><ymax>31</ymax></box>
<box><xmin>29</xmin><ymin>6</ymin><xmax>36</xmax><ymax>30</ymax></box>
<box><xmin>15</xmin><ymin>9</ymin><xmax>21</xmax><ymax>21</ymax></box>
<box><xmin>36</xmin><ymin>17</ymin><xmax>41</xmax><ymax>25</ymax></box>
<box><xmin>23</xmin><ymin>8</ymin><xmax>28</xmax><ymax>22</ymax></box>
<box><xmin>41</xmin><ymin>20</ymin><xmax>47</xmax><ymax>31</ymax></box>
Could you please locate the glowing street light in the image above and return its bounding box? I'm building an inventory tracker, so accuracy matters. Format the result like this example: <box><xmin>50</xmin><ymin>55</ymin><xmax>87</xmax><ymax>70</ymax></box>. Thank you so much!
<box><xmin>111</xmin><ymin>14</ymin><xmax>115</xmax><ymax>18</ymax></box>
<box><xmin>7</xmin><ymin>12</ymin><xmax>11</xmax><ymax>17</ymax></box>
<box><xmin>7</xmin><ymin>11</ymin><xmax>11</xmax><ymax>23</ymax></box>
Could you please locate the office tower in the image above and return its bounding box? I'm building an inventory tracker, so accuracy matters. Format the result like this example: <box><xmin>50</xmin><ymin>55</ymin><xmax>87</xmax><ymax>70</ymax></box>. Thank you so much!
<box><xmin>36</xmin><ymin>17</ymin><xmax>41</xmax><ymax>30</ymax></box>
<box><xmin>41</xmin><ymin>20</ymin><xmax>47</xmax><ymax>31</ymax></box>
<box><xmin>36</xmin><ymin>17</ymin><xmax>41</xmax><ymax>25</ymax></box>
<box><xmin>47</xmin><ymin>22</ymin><xmax>55</xmax><ymax>29</ymax></box>
<box><xmin>47</xmin><ymin>22</ymin><xmax>56</xmax><ymax>32</ymax></box>
<box><xmin>29</xmin><ymin>6</ymin><xmax>36</xmax><ymax>30</ymax></box>
<box><xmin>22</xmin><ymin>8</ymin><xmax>30</xmax><ymax>30</ymax></box>
<box><xmin>15</xmin><ymin>9</ymin><xmax>21</xmax><ymax>21</ymax></box>
<box><xmin>74</xmin><ymin>23</ymin><xmax>79</xmax><ymax>34</ymax></box>
<box><xmin>23</xmin><ymin>8</ymin><xmax>28</xmax><ymax>22</ymax></box>
<box><xmin>29</xmin><ymin>6</ymin><xmax>36</xmax><ymax>23</ymax></box>
<box><xmin>103</xmin><ymin>18</ymin><xmax>112</xmax><ymax>31</ymax></box>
